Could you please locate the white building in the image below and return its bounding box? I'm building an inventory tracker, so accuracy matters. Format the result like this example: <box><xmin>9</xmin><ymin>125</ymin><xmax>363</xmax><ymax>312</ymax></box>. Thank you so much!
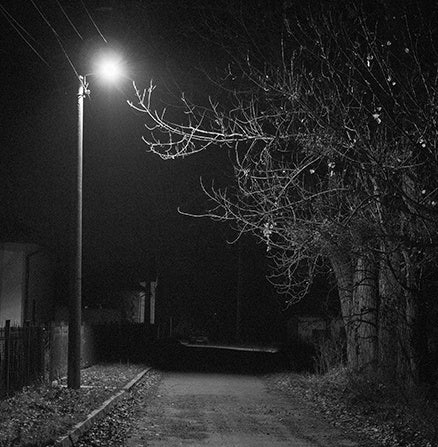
<box><xmin>0</xmin><ymin>242</ymin><xmax>54</xmax><ymax>326</ymax></box>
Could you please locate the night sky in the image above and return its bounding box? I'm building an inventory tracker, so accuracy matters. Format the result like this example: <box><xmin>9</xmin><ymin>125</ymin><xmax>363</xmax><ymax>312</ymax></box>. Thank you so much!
<box><xmin>0</xmin><ymin>0</ymin><xmax>292</xmax><ymax>338</ymax></box>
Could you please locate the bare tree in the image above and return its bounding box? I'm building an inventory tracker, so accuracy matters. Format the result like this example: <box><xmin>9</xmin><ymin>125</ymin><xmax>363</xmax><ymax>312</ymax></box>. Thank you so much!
<box><xmin>129</xmin><ymin>1</ymin><xmax>438</xmax><ymax>386</ymax></box>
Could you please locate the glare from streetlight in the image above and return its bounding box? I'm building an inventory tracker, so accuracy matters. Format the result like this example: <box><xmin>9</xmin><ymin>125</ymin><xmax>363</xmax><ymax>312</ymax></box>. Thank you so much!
<box><xmin>94</xmin><ymin>54</ymin><xmax>125</xmax><ymax>83</ymax></box>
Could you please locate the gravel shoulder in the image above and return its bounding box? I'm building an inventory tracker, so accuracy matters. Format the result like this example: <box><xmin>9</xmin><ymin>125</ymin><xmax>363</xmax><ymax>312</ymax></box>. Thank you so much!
<box><xmin>76</xmin><ymin>369</ymin><xmax>162</xmax><ymax>446</ymax></box>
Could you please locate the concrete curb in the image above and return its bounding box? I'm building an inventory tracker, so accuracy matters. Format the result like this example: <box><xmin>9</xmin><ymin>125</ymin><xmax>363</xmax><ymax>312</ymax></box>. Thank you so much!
<box><xmin>55</xmin><ymin>367</ymin><xmax>152</xmax><ymax>447</ymax></box>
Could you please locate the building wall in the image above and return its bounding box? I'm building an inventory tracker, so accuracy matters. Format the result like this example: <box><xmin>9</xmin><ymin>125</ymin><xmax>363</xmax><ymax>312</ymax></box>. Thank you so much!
<box><xmin>120</xmin><ymin>290</ymin><xmax>145</xmax><ymax>323</ymax></box>
<box><xmin>0</xmin><ymin>246</ymin><xmax>25</xmax><ymax>326</ymax></box>
<box><xmin>25</xmin><ymin>249</ymin><xmax>54</xmax><ymax>324</ymax></box>
<box><xmin>298</xmin><ymin>317</ymin><xmax>328</xmax><ymax>341</ymax></box>
<box><xmin>0</xmin><ymin>243</ymin><xmax>55</xmax><ymax>326</ymax></box>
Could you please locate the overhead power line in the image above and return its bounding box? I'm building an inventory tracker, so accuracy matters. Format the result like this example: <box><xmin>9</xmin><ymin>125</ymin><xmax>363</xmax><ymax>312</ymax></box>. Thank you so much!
<box><xmin>55</xmin><ymin>0</ymin><xmax>83</xmax><ymax>40</ymax></box>
<box><xmin>29</xmin><ymin>0</ymin><xmax>80</xmax><ymax>79</ymax></box>
<box><xmin>79</xmin><ymin>0</ymin><xmax>108</xmax><ymax>43</ymax></box>
<box><xmin>0</xmin><ymin>4</ymin><xmax>51</xmax><ymax>67</ymax></box>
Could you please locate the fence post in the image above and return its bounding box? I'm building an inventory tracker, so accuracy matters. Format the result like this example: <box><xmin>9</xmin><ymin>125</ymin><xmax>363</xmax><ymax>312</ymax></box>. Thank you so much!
<box><xmin>39</xmin><ymin>326</ymin><xmax>46</xmax><ymax>382</ymax></box>
<box><xmin>24</xmin><ymin>321</ymin><xmax>31</xmax><ymax>384</ymax></box>
<box><xmin>4</xmin><ymin>320</ymin><xmax>11</xmax><ymax>396</ymax></box>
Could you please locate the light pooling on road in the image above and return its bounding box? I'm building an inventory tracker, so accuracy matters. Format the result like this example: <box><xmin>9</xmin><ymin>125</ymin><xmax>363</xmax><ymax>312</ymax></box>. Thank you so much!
<box><xmin>179</xmin><ymin>341</ymin><xmax>279</xmax><ymax>353</ymax></box>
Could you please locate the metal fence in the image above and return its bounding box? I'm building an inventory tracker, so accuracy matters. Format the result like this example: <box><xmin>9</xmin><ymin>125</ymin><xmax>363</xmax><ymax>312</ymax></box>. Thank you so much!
<box><xmin>0</xmin><ymin>320</ymin><xmax>47</xmax><ymax>398</ymax></box>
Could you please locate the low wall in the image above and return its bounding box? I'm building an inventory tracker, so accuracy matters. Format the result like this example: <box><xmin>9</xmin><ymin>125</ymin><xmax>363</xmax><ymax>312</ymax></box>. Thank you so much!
<box><xmin>49</xmin><ymin>323</ymin><xmax>98</xmax><ymax>380</ymax></box>
<box><xmin>49</xmin><ymin>322</ymin><xmax>156</xmax><ymax>380</ymax></box>
<box><xmin>0</xmin><ymin>320</ymin><xmax>157</xmax><ymax>394</ymax></box>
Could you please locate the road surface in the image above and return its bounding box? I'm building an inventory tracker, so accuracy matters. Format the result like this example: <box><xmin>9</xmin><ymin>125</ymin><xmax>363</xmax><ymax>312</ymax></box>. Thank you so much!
<box><xmin>125</xmin><ymin>345</ymin><xmax>359</xmax><ymax>446</ymax></box>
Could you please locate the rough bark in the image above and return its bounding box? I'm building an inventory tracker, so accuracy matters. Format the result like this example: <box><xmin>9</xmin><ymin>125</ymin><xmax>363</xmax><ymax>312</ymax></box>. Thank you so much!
<box><xmin>377</xmin><ymin>251</ymin><xmax>399</xmax><ymax>379</ymax></box>
<box><xmin>352</xmin><ymin>253</ymin><xmax>378</xmax><ymax>372</ymax></box>
<box><xmin>378</xmin><ymin>250</ymin><xmax>418</xmax><ymax>387</ymax></box>
<box><xmin>399</xmin><ymin>251</ymin><xmax>419</xmax><ymax>386</ymax></box>
<box><xmin>330</xmin><ymin>250</ymin><xmax>355</xmax><ymax>365</ymax></box>
<box><xmin>330</xmin><ymin>249</ymin><xmax>377</xmax><ymax>371</ymax></box>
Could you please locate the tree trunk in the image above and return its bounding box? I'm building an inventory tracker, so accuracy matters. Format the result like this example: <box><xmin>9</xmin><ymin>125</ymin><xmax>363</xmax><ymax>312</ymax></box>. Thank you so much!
<box><xmin>330</xmin><ymin>249</ymin><xmax>377</xmax><ymax>371</ymax></box>
<box><xmin>352</xmin><ymin>253</ymin><xmax>378</xmax><ymax>371</ymax></box>
<box><xmin>399</xmin><ymin>286</ymin><xmax>419</xmax><ymax>387</ymax></box>
<box><xmin>378</xmin><ymin>250</ymin><xmax>418</xmax><ymax>387</ymax></box>
<box><xmin>399</xmin><ymin>251</ymin><xmax>419</xmax><ymax>387</ymax></box>
<box><xmin>378</xmin><ymin>250</ymin><xmax>400</xmax><ymax>380</ymax></box>
<box><xmin>330</xmin><ymin>250</ymin><xmax>355</xmax><ymax>366</ymax></box>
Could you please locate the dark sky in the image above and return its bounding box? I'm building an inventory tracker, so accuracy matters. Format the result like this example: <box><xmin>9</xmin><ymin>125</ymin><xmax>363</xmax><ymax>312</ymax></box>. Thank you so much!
<box><xmin>1</xmin><ymin>0</ymin><xmax>340</xmax><ymax>341</ymax></box>
<box><xmin>0</xmin><ymin>0</ymin><xmax>289</xmax><ymax>336</ymax></box>
<box><xmin>0</xmin><ymin>4</ymin><xmax>228</xmax><ymax>273</ymax></box>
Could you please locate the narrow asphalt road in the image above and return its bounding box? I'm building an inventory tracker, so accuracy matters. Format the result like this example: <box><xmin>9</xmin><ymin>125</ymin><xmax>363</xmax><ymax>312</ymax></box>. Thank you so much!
<box><xmin>125</xmin><ymin>345</ymin><xmax>359</xmax><ymax>446</ymax></box>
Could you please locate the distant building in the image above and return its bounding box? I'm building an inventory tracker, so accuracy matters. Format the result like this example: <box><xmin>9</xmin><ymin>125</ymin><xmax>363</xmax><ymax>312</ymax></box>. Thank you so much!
<box><xmin>117</xmin><ymin>280</ymin><xmax>157</xmax><ymax>324</ymax></box>
<box><xmin>54</xmin><ymin>280</ymin><xmax>158</xmax><ymax>326</ymax></box>
<box><xmin>287</xmin><ymin>314</ymin><xmax>344</xmax><ymax>342</ymax></box>
<box><xmin>0</xmin><ymin>242</ymin><xmax>54</xmax><ymax>326</ymax></box>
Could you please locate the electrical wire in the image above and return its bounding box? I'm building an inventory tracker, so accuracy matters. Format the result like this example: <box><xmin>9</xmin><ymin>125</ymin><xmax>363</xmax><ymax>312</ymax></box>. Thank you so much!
<box><xmin>55</xmin><ymin>0</ymin><xmax>83</xmax><ymax>40</ymax></box>
<box><xmin>0</xmin><ymin>4</ymin><xmax>51</xmax><ymax>67</ymax></box>
<box><xmin>0</xmin><ymin>4</ymin><xmax>40</xmax><ymax>47</ymax></box>
<box><xmin>79</xmin><ymin>0</ymin><xmax>108</xmax><ymax>43</ymax></box>
<box><xmin>29</xmin><ymin>0</ymin><xmax>80</xmax><ymax>79</ymax></box>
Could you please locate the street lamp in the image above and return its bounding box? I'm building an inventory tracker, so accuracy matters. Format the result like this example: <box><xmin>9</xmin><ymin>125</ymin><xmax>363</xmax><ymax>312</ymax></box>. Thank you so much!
<box><xmin>67</xmin><ymin>55</ymin><xmax>124</xmax><ymax>389</ymax></box>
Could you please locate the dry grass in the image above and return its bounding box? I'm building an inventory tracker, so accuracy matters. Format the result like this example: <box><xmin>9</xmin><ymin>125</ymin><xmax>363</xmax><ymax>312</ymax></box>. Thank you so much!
<box><xmin>270</xmin><ymin>366</ymin><xmax>438</xmax><ymax>447</ymax></box>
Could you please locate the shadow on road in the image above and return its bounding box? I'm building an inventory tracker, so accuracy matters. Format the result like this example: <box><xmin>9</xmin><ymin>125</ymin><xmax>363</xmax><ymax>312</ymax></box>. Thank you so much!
<box><xmin>150</xmin><ymin>339</ymin><xmax>287</xmax><ymax>375</ymax></box>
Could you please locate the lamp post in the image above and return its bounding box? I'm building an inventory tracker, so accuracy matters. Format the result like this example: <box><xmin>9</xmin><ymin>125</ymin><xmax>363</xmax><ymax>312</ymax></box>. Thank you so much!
<box><xmin>67</xmin><ymin>56</ymin><xmax>124</xmax><ymax>389</ymax></box>
<box><xmin>67</xmin><ymin>75</ymin><xmax>86</xmax><ymax>389</ymax></box>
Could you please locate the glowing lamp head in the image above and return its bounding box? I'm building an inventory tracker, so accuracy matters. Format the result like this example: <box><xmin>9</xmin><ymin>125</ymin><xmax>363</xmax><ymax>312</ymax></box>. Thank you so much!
<box><xmin>94</xmin><ymin>54</ymin><xmax>125</xmax><ymax>83</ymax></box>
